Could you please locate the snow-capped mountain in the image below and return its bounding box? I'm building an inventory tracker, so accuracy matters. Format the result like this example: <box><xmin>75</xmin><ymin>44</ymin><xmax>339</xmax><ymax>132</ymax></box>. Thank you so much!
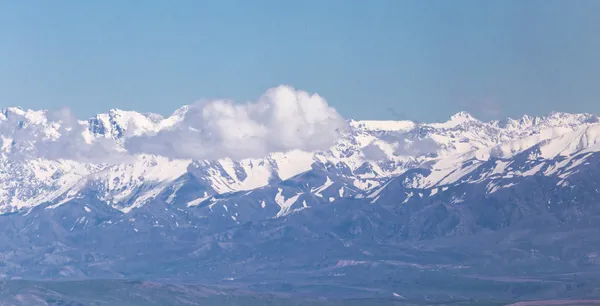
<box><xmin>0</xmin><ymin>105</ymin><xmax>599</xmax><ymax>217</ymax></box>
<box><xmin>3</xmin><ymin>105</ymin><xmax>600</xmax><ymax>301</ymax></box>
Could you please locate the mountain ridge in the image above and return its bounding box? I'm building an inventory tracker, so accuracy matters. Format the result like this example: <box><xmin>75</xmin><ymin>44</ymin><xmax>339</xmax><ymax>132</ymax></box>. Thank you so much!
<box><xmin>1</xmin><ymin>107</ymin><xmax>600</xmax><ymax>301</ymax></box>
<box><xmin>0</xmin><ymin>106</ymin><xmax>599</xmax><ymax>215</ymax></box>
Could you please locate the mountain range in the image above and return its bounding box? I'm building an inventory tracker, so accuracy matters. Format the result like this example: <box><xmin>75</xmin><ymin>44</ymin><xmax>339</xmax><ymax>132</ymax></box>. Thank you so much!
<box><xmin>1</xmin><ymin>105</ymin><xmax>600</xmax><ymax>303</ymax></box>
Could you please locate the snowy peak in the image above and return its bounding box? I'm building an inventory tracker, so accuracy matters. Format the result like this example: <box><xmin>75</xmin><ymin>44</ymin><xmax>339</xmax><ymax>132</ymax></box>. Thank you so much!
<box><xmin>448</xmin><ymin>111</ymin><xmax>477</xmax><ymax>123</ymax></box>
<box><xmin>0</xmin><ymin>104</ymin><xmax>598</xmax><ymax>215</ymax></box>
<box><xmin>87</xmin><ymin>109</ymin><xmax>165</xmax><ymax>139</ymax></box>
<box><xmin>429</xmin><ymin>111</ymin><xmax>479</xmax><ymax>129</ymax></box>
<box><xmin>0</xmin><ymin>107</ymin><xmax>49</xmax><ymax>125</ymax></box>
<box><xmin>378</xmin><ymin>123</ymin><xmax>600</xmax><ymax>192</ymax></box>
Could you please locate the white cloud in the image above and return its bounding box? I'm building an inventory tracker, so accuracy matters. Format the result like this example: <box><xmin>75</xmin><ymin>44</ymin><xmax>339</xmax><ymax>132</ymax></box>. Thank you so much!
<box><xmin>124</xmin><ymin>85</ymin><xmax>347</xmax><ymax>160</ymax></box>
<box><xmin>0</xmin><ymin>86</ymin><xmax>346</xmax><ymax>162</ymax></box>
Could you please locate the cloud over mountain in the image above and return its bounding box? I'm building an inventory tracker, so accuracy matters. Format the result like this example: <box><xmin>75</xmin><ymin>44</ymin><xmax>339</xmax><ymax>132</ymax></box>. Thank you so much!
<box><xmin>124</xmin><ymin>85</ymin><xmax>347</xmax><ymax>160</ymax></box>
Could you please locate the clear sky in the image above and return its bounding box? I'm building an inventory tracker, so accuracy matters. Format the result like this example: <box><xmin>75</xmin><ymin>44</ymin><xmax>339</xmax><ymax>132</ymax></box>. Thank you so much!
<box><xmin>1</xmin><ymin>0</ymin><xmax>599</xmax><ymax>121</ymax></box>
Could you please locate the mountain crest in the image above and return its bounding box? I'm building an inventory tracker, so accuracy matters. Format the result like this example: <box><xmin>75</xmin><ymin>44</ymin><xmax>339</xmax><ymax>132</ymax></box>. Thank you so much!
<box><xmin>449</xmin><ymin>111</ymin><xmax>477</xmax><ymax>121</ymax></box>
<box><xmin>0</xmin><ymin>106</ymin><xmax>598</xmax><ymax>215</ymax></box>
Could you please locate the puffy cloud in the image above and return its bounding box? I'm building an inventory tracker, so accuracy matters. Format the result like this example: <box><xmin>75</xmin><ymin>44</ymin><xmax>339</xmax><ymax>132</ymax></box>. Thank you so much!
<box><xmin>124</xmin><ymin>85</ymin><xmax>347</xmax><ymax>160</ymax></box>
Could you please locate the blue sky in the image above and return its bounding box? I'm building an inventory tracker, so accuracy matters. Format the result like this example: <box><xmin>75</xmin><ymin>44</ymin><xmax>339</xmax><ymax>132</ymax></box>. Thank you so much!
<box><xmin>1</xmin><ymin>0</ymin><xmax>599</xmax><ymax>121</ymax></box>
